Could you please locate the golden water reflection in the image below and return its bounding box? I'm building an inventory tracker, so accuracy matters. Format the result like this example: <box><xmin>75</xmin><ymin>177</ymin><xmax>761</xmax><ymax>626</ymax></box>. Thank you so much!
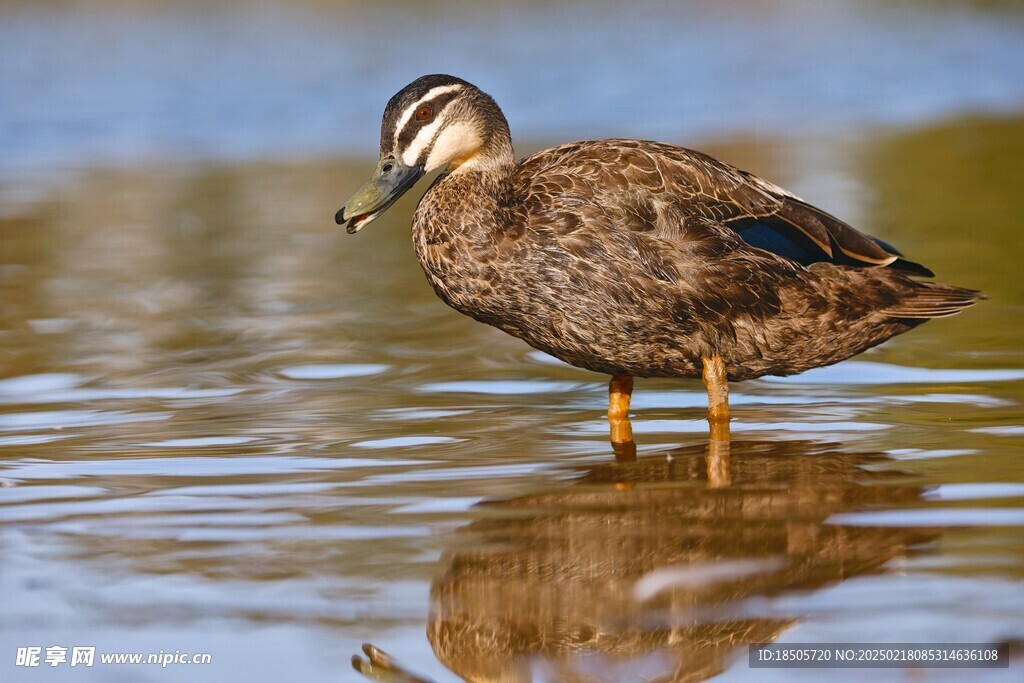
<box><xmin>357</xmin><ymin>439</ymin><xmax>932</xmax><ymax>682</ymax></box>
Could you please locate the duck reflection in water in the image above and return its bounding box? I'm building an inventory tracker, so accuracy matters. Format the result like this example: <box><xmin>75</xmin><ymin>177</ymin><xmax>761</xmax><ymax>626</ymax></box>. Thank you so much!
<box><xmin>353</xmin><ymin>437</ymin><xmax>934</xmax><ymax>682</ymax></box>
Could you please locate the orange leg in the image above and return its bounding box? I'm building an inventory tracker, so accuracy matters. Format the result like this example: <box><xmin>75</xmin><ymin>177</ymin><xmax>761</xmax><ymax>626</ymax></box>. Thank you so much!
<box><xmin>702</xmin><ymin>354</ymin><xmax>731</xmax><ymax>443</ymax></box>
<box><xmin>608</xmin><ymin>374</ymin><xmax>636</xmax><ymax>462</ymax></box>
<box><xmin>609</xmin><ymin>374</ymin><xmax>633</xmax><ymax>420</ymax></box>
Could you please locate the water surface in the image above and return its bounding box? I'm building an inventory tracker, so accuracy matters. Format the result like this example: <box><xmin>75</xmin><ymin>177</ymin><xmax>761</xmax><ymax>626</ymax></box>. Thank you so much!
<box><xmin>2</xmin><ymin>2</ymin><xmax>1024</xmax><ymax>681</ymax></box>
<box><xmin>2</xmin><ymin>113</ymin><xmax>1022</xmax><ymax>681</ymax></box>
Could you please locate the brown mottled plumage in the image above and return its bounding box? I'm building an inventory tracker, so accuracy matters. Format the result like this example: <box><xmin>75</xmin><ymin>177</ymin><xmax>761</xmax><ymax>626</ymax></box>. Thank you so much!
<box><xmin>337</xmin><ymin>75</ymin><xmax>980</xmax><ymax>433</ymax></box>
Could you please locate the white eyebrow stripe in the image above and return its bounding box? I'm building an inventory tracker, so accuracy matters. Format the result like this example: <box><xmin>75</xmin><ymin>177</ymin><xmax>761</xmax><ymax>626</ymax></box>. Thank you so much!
<box><xmin>401</xmin><ymin>116</ymin><xmax>445</xmax><ymax>166</ymax></box>
<box><xmin>393</xmin><ymin>84</ymin><xmax>465</xmax><ymax>147</ymax></box>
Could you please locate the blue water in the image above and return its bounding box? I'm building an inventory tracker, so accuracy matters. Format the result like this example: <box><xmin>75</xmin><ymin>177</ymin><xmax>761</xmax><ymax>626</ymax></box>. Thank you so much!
<box><xmin>2</xmin><ymin>0</ymin><xmax>1024</xmax><ymax>174</ymax></box>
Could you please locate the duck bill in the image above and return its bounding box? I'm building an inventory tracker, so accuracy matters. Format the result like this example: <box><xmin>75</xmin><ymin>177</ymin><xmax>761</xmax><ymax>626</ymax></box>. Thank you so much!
<box><xmin>335</xmin><ymin>158</ymin><xmax>425</xmax><ymax>234</ymax></box>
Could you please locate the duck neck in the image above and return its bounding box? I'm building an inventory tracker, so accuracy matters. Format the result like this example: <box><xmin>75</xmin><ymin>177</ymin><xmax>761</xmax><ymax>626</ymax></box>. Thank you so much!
<box><xmin>446</xmin><ymin>160</ymin><xmax>517</xmax><ymax>212</ymax></box>
<box><xmin>416</xmin><ymin>150</ymin><xmax>520</xmax><ymax>246</ymax></box>
<box><xmin>436</xmin><ymin>134</ymin><xmax>517</xmax><ymax>210</ymax></box>
<box><xmin>412</xmin><ymin>157</ymin><xmax>522</xmax><ymax>317</ymax></box>
<box><xmin>449</xmin><ymin>131</ymin><xmax>515</xmax><ymax>177</ymax></box>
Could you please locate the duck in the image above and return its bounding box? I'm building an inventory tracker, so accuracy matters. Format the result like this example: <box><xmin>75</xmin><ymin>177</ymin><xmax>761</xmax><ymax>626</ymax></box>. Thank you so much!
<box><xmin>336</xmin><ymin>74</ymin><xmax>980</xmax><ymax>442</ymax></box>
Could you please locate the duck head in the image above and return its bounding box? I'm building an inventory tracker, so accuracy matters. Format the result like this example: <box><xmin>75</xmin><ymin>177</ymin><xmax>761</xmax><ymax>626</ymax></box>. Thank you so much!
<box><xmin>336</xmin><ymin>74</ymin><xmax>514</xmax><ymax>234</ymax></box>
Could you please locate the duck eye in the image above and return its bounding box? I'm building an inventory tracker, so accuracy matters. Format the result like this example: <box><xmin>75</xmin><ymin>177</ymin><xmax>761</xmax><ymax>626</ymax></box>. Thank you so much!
<box><xmin>415</xmin><ymin>106</ymin><xmax>432</xmax><ymax>121</ymax></box>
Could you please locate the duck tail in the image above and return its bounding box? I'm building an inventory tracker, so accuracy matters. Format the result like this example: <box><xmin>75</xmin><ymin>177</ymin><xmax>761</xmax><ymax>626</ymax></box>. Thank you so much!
<box><xmin>880</xmin><ymin>280</ymin><xmax>985</xmax><ymax>319</ymax></box>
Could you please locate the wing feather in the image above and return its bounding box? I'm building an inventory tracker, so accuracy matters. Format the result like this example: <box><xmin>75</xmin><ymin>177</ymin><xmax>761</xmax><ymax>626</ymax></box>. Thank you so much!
<box><xmin>519</xmin><ymin>140</ymin><xmax>935</xmax><ymax>277</ymax></box>
<box><xmin>879</xmin><ymin>283</ymin><xmax>982</xmax><ymax>319</ymax></box>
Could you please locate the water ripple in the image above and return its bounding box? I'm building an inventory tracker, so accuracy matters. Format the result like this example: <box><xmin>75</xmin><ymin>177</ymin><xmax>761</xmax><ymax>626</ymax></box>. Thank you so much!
<box><xmin>762</xmin><ymin>361</ymin><xmax>1024</xmax><ymax>385</ymax></box>
<box><xmin>278</xmin><ymin>363</ymin><xmax>390</xmax><ymax>380</ymax></box>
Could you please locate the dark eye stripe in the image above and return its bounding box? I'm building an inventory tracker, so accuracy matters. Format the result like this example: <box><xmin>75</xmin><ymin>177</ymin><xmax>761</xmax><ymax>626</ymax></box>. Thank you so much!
<box><xmin>395</xmin><ymin>91</ymin><xmax>462</xmax><ymax>151</ymax></box>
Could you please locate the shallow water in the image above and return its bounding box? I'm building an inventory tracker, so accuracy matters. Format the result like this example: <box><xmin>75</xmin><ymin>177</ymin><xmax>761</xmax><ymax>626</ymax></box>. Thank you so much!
<box><xmin>1</xmin><ymin>111</ymin><xmax>1022</xmax><ymax>681</ymax></box>
<box><xmin>3</xmin><ymin>1</ymin><xmax>1024</xmax><ymax>679</ymax></box>
<box><xmin>4</xmin><ymin>0</ymin><xmax>1024</xmax><ymax>176</ymax></box>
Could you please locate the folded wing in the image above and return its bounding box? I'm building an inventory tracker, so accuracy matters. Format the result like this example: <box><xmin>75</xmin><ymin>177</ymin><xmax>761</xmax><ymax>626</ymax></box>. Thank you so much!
<box><xmin>521</xmin><ymin>141</ymin><xmax>935</xmax><ymax>277</ymax></box>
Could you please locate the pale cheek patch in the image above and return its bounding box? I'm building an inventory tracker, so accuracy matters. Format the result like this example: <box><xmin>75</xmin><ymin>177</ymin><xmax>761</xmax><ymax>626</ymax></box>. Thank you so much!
<box><xmin>401</xmin><ymin>118</ymin><xmax>445</xmax><ymax>167</ymax></box>
<box><xmin>423</xmin><ymin>122</ymin><xmax>483</xmax><ymax>172</ymax></box>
